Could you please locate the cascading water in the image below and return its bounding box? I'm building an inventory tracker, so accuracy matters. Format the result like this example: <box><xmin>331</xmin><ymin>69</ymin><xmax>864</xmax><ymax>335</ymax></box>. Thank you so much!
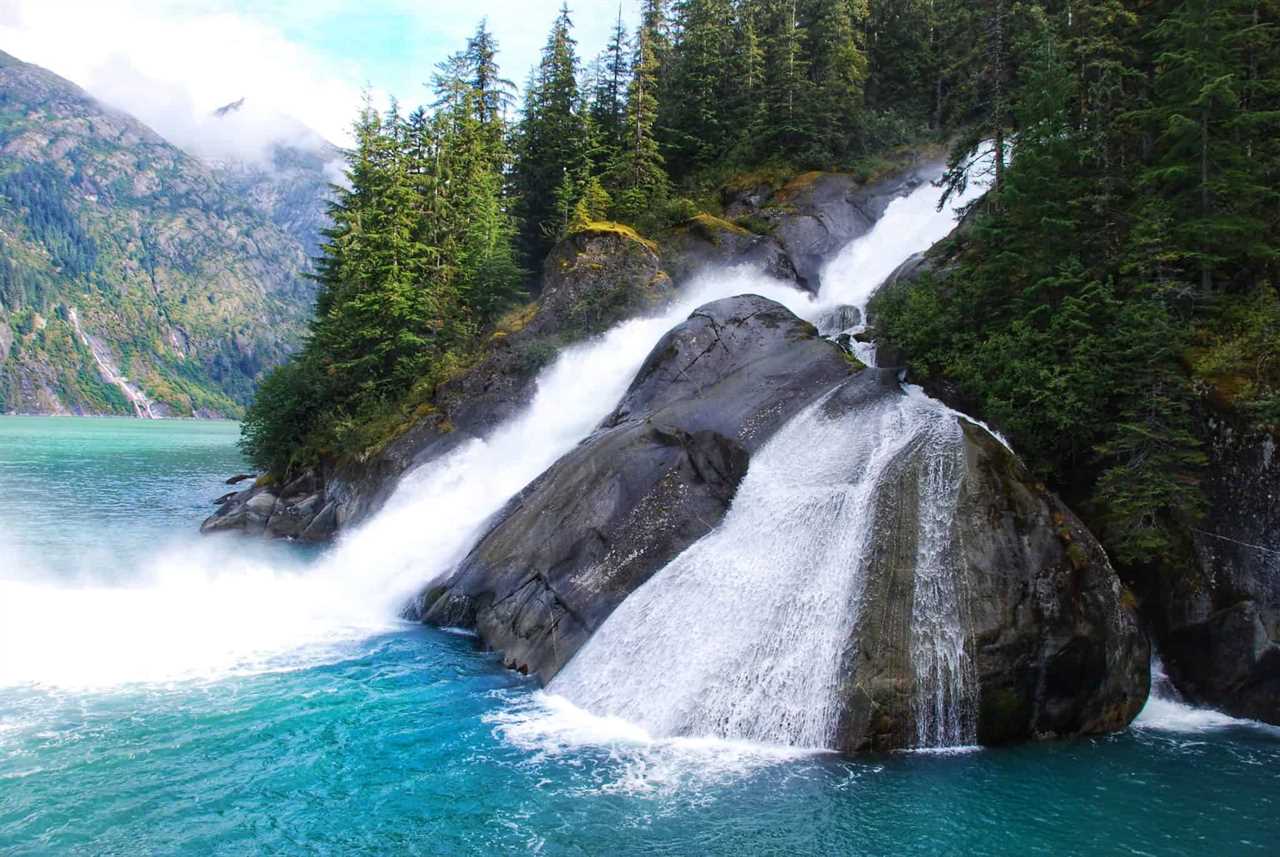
<box><xmin>547</xmin><ymin>163</ymin><xmax>992</xmax><ymax>751</ymax></box>
<box><xmin>549</xmin><ymin>388</ymin><xmax>973</xmax><ymax>749</ymax></box>
<box><xmin>0</xmin><ymin>269</ymin><xmax>814</xmax><ymax>690</ymax></box>
<box><xmin>906</xmin><ymin>412</ymin><xmax>976</xmax><ymax>748</ymax></box>
<box><xmin>2</xmin><ymin>157</ymin><xmax>986</xmax><ymax>757</ymax></box>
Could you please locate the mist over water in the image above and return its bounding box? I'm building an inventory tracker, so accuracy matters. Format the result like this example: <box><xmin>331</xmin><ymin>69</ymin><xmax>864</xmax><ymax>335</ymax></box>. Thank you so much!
<box><xmin>0</xmin><ymin>272</ymin><xmax>806</xmax><ymax>691</ymax></box>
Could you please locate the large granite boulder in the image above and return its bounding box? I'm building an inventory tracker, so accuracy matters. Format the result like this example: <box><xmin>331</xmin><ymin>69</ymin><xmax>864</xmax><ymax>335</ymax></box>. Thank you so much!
<box><xmin>418</xmin><ymin>294</ymin><xmax>858</xmax><ymax>679</ymax></box>
<box><xmin>829</xmin><ymin>380</ymin><xmax>1148</xmax><ymax>750</ymax></box>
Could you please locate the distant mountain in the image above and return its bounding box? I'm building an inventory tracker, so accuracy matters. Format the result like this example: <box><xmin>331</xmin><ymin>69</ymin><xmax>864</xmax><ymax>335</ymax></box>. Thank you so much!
<box><xmin>204</xmin><ymin>97</ymin><xmax>342</xmax><ymax>260</ymax></box>
<box><xmin>0</xmin><ymin>50</ymin><xmax>319</xmax><ymax>416</ymax></box>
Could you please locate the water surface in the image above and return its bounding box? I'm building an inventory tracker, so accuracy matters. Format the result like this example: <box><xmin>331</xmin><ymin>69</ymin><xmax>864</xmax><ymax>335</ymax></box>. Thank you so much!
<box><xmin>1</xmin><ymin>416</ymin><xmax>1277</xmax><ymax>855</ymax></box>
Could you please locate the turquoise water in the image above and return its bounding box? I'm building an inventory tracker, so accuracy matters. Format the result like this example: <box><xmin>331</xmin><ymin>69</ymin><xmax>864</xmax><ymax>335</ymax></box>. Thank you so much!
<box><xmin>2</xmin><ymin>416</ymin><xmax>1279</xmax><ymax>856</ymax></box>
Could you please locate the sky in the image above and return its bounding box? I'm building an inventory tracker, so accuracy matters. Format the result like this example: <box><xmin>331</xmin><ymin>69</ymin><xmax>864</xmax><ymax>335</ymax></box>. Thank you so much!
<box><xmin>0</xmin><ymin>0</ymin><xmax>640</xmax><ymax>159</ymax></box>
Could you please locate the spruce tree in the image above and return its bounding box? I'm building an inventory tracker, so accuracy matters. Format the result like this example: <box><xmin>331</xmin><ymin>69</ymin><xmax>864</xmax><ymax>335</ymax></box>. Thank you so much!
<box><xmin>803</xmin><ymin>0</ymin><xmax>869</xmax><ymax>161</ymax></box>
<box><xmin>512</xmin><ymin>4</ymin><xmax>590</xmax><ymax>267</ymax></box>
<box><xmin>665</xmin><ymin>0</ymin><xmax>737</xmax><ymax>175</ymax></box>
<box><xmin>612</xmin><ymin>5</ymin><xmax>670</xmax><ymax>222</ymax></box>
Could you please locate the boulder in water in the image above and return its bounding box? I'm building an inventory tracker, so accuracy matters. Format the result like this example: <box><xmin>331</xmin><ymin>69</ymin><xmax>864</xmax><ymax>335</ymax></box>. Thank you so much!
<box><xmin>834</xmin><ymin>400</ymin><xmax>1149</xmax><ymax>751</ymax></box>
<box><xmin>538</xmin><ymin>369</ymin><xmax>1147</xmax><ymax>753</ymax></box>
<box><xmin>419</xmin><ymin>294</ymin><xmax>858</xmax><ymax>680</ymax></box>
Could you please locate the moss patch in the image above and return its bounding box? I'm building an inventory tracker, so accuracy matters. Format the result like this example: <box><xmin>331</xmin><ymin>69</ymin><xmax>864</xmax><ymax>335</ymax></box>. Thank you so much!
<box><xmin>570</xmin><ymin>221</ymin><xmax>659</xmax><ymax>254</ymax></box>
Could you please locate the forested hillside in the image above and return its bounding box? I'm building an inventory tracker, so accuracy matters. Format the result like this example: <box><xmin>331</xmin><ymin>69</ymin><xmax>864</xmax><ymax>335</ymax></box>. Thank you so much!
<box><xmin>244</xmin><ymin>0</ymin><xmax>1278</xmax><ymax>585</ymax></box>
<box><xmin>0</xmin><ymin>50</ymin><xmax>319</xmax><ymax>416</ymax></box>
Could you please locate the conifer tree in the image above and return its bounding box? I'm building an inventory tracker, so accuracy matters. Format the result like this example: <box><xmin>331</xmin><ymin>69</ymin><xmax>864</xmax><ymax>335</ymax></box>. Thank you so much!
<box><xmin>758</xmin><ymin>0</ymin><xmax>813</xmax><ymax>156</ymax></box>
<box><xmin>803</xmin><ymin>0</ymin><xmax>869</xmax><ymax>161</ymax></box>
<box><xmin>513</xmin><ymin>4</ymin><xmax>590</xmax><ymax>266</ymax></box>
<box><xmin>590</xmin><ymin>7</ymin><xmax>631</xmax><ymax>164</ymax></box>
<box><xmin>612</xmin><ymin>4</ymin><xmax>670</xmax><ymax>221</ymax></box>
<box><xmin>665</xmin><ymin>0</ymin><xmax>737</xmax><ymax>175</ymax></box>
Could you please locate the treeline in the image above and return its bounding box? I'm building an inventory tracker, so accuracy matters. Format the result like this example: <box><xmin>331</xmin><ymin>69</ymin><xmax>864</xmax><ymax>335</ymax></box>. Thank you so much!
<box><xmin>241</xmin><ymin>28</ymin><xmax>523</xmax><ymax>472</ymax></box>
<box><xmin>244</xmin><ymin>0</ymin><xmax>959</xmax><ymax>473</ymax></box>
<box><xmin>874</xmin><ymin>0</ymin><xmax>1280</xmax><ymax>568</ymax></box>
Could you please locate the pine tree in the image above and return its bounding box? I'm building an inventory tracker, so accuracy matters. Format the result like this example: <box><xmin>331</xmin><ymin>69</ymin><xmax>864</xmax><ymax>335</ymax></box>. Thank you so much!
<box><xmin>1135</xmin><ymin>0</ymin><xmax>1278</xmax><ymax>291</ymax></box>
<box><xmin>590</xmin><ymin>7</ymin><xmax>631</xmax><ymax>164</ymax></box>
<box><xmin>803</xmin><ymin>0</ymin><xmax>869</xmax><ymax>161</ymax></box>
<box><xmin>665</xmin><ymin>0</ymin><xmax>737</xmax><ymax>175</ymax></box>
<box><xmin>512</xmin><ymin>3</ymin><xmax>590</xmax><ymax>267</ymax></box>
<box><xmin>612</xmin><ymin>4</ymin><xmax>670</xmax><ymax>222</ymax></box>
<box><xmin>729</xmin><ymin>0</ymin><xmax>769</xmax><ymax>153</ymax></box>
<box><xmin>758</xmin><ymin>0</ymin><xmax>813</xmax><ymax>157</ymax></box>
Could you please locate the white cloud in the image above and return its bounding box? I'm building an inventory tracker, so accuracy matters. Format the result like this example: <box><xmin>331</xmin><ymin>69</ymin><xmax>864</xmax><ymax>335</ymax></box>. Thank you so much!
<box><xmin>0</xmin><ymin>0</ymin><xmax>366</xmax><ymax>157</ymax></box>
<box><xmin>0</xmin><ymin>0</ymin><xmax>640</xmax><ymax>164</ymax></box>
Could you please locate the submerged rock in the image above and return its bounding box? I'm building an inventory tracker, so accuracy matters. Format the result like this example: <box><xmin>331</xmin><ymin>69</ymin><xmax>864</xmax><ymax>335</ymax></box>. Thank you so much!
<box><xmin>419</xmin><ymin>294</ymin><xmax>857</xmax><ymax>680</ymax></box>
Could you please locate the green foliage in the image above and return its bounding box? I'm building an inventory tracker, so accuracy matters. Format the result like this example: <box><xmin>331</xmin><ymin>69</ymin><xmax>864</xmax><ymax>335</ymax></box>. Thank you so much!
<box><xmin>240</xmin><ymin>30</ymin><xmax>526</xmax><ymax>475</ymax></box>
<box><xmin>876</xmin><ymin>0</ymin><xmax>1280</xmax><ymax>570</ymax></box>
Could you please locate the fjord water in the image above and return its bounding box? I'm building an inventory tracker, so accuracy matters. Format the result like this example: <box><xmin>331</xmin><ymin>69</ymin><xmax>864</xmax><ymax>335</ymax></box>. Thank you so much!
<box><xmin>2</xmin><ymin>421</ymin><xmax>1279</xmax><ymax>855</ymax></box>
<box><xmin>3</xmin><ymin>172</ymin><xmax>1279</xmax><ymax>853</ymax></box>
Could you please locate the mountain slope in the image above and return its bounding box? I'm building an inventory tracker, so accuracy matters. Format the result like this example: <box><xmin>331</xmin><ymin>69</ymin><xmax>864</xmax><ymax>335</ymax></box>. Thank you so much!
<box><xmin>204</xmin><ymin>97</ymin><xmax>341</xmax><ymax>260</ymax></box>
<box><xmin>0</xmin><ymin>50</ymin><xmax>317</xmax><ymax>416</ymax></box>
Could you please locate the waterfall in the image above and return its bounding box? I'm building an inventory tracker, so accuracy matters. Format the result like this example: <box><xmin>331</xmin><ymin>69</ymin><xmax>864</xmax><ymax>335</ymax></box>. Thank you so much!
<box><xmin>3</xmin><ymin>158</ymin><xmax>987</xmax><ymax>753</ymax></box>
<box><xmin>549</xmin><ymin>387</ymin><xmax>973</xmax><ymax>749</ymax></box>
<box><xmin>907</xmin><ymin>414</ymin><xmax>976</xmax><ymax>748</ymax></box>
<box><xmin>0</xmin><ymin>272</ymin><xmax>816</xmax><ymax>690</ymax></box>
<box><xmin>547</xmin><ymin>163</ymin><xmax>993</xmax><ymax>751</ymax></box>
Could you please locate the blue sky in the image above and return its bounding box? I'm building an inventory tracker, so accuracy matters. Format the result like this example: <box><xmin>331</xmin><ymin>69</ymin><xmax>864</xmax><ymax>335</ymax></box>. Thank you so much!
<box><xmin>0</xmin><ymin>0</ymin><xmax>641</xmax><ymax>152</ymax></box>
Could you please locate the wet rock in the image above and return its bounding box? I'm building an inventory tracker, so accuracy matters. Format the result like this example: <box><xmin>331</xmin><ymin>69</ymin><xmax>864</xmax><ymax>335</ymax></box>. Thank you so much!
<box><xmin>1147</xmin><ymin>420</ymin><xmax>1280</xmax><ymax>724</ymax></box>
<box><xmin>265</xmin><ymin>493</ymin><xmax>323</xmax><ymax>539</ymax></box>
<box><xmin>723</xmin><ymin>165</ymin><xmax>945</xmax><ymax>294</ymax></box>
<box><xmin>660</xmin><ymin>214</ymin><xmax>799</xmax><ymax>286</ymax></box>
<box><xmin>825</xmin><ymin>380</ymin><xmax>1148</xmax><ymax>751</ymax></box>
<box><xmin>419</xmin><ymin>295</ymin><xmax>857</xmax><ymax>681</ymax></box>
<box><xmin>816</xmin><ymin>304</ymin><xmax>862</xmax><ymax>337</ymax></box>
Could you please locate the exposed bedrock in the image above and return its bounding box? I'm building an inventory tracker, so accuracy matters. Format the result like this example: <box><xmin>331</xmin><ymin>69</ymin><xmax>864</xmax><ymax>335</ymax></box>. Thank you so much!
<box><xmin>418</xmin><ymin>294</ymin><xmax>857</xmax><ymax>680</ymax></box>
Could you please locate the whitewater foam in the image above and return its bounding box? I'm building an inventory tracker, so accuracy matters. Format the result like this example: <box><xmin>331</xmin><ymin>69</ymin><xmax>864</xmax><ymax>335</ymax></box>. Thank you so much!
<box><xmin>0</xmin><ymin>274</ymin><xmax>812</xmax><ymax>691</ymax></box>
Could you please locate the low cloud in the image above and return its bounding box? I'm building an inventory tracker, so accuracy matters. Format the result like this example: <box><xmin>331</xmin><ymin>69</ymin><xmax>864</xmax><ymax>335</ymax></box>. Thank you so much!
<box><xmin>0</xmin><ymin>0</ymin><xmax>362</xmax><ymax>163</ymax></box>
<box><xmin>0</xmin><ymin>0</ymin><xmax>642</xmax><ymax>169</ymax></box>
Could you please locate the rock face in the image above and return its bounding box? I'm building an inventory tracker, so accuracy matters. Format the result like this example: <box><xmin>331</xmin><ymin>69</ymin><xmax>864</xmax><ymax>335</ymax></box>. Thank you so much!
<box><xmin>418</xmin><ymin>295</ymin><xmax>858</xmax><ymax>680</ymax></box>
<box><xmin>660</xmin><ymin>214</ymin><xmax>799</xmax><ymax>285</ymax></box>
<box><xmin>1147</xmin><ymin>418</ymin><xmax>1280</xmax><ymax>724</ymax></box>
<box><xmin>831</xmin><ymin>389</ymin><xmax>1147</xmax><ymax>750</ymax></box>
<box><xmin>657</xmin><ymin>161</ymin><xmax>944</xmax><ymax>294</ymax></box>
<box><xmin>872</xmin><ymin>216</ymin><xmax>1276</xmax><ymax>727</ymax></box>
<box><xmin>201</xmin><ymin>226</ymin><xmax>672</xmax><ymax>539</ymax></box>
<box><xmin>419</xmin><ymin>309</ymin><xmax>1147</xmax><ymax>749</ymax></box>
<box><xmin>720</xmin><ymin>165</ymin><xmax>943</xmax><ymax>293</ymax></box>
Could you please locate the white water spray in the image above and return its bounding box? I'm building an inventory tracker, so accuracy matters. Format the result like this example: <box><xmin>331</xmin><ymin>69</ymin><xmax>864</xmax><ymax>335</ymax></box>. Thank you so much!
<box><xmin>549</xmin><ymin>388</ymin><xmax>971</xmax><ymax>749</ymax></box>
<box><xmin>1</xmin><ymin>160</ymin><xmax>983</xmax><ymax>708</ymax></box>
<box><xmin>0</xmin><ymin>274</ymin><xmax>811</xmax><ymax>690</ymax></box>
